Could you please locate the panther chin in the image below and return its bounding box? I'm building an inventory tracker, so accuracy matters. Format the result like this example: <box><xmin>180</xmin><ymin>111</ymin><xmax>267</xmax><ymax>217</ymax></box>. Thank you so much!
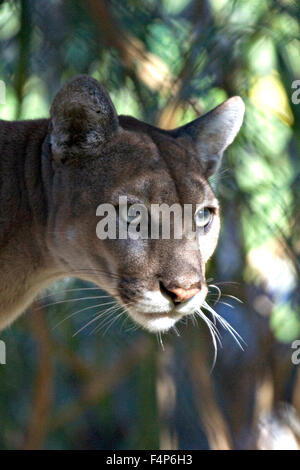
<box><xmin>125</xmin><ymin>289</ymin><xmax>207</xmax><ymax>332</ymax></box>
<box><xmin>128</xmin><ymin>310</ymin><xmax>183</xmax><ymax>333</ymax></box>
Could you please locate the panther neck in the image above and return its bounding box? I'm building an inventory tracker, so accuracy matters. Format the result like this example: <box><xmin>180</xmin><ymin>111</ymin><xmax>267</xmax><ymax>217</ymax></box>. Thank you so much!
<box><xmin>0</xmin><ymin>118</ymin><xmax>50</xmax><ymax>249</ymax></box>
<box><xmin>0</xmin><ymin>118</ymin><xmax>61</xmax><ymax>329</ymax></box>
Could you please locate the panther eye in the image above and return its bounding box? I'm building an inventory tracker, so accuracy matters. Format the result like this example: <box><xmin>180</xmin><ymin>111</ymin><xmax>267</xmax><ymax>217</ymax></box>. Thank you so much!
<box><xmin>120</xmin><ymin>205</ymin><xmax>142</xmax><ymax>225</ymax></box>
<box><xmin>194</xmin><ymin>207</ymin><xmax>213</xmax><ymax>228</ymax></box>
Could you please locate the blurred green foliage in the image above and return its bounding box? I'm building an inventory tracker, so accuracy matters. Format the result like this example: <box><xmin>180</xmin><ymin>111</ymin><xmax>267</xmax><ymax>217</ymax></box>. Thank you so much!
<box><xmin>0</xmin><ymin>0</ymin><xmax>300</xmax><ymax>450</ymax></box>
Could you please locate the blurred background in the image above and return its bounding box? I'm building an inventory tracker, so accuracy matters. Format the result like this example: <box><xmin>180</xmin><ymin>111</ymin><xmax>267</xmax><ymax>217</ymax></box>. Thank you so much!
<box><xmin>0</xmin><ymin>0</ymin><xmax>300</xmax><ymax>450</ymax></box>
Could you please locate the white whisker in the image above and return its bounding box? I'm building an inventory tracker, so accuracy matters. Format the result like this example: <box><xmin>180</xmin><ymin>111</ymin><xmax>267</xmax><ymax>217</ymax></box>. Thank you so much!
<box><xmin>41</xmin><ymin>295</ymin><xmax>112</xmax><ymax>309</ymax></box>
<box><xmin>91</xmin><ymin>305</ymin><xmax>126</xmax><ymax>334</ymax></box>
<box><xmin>124</xmin><ymin>319</ymin><xmax>140</xmax><ymax>333</ymax></box>
<box><xmin>73</xmin><ymin>302</ymin><xmax>121</xmax><ymax>336</ymax></box>
<box><xmin>195</xmin><ymin>309</ymin><xmax>221</xmax><ymax>371</ymax></box>
<box><xmin>157</xmin><ymin>331</ymin><xmax>165</xmax><ymax>351</ymax></box>
<box><xmin>222</xmin><ymin>294</ymin><xmax>243</xmax><ymax>304</ymax></box>
<box><xmin>202</xmin><ymin>301</ymin><xmax>246</xmax><ymax>350</ymax></box>
<box><xmin>40</xmin><ymin>286</ymin><xmax>104</xmax><ymax>301</ymax></box>
<box><xmin>172</xmin><ymin>325</ymin><xmax>180</xmax><ymax>337</ymax></box>
<box><xmin>218</xmin><ymin>301</ymin><xmax>234</xmax><ymax>309</ymax></box>
<box><xmin>190</xmin><ymin>312</ymin><xmax>198</xmax><ymax>327</ymax></box>
<box><xmin>96</xmin><ymin>309</ymin><xmax>125</xmax><ymax>335</ymax></box>
<box><xmin>208</xmin><ymin>284</ymin><xmax>222</xmax><ymax>304</ymax></box>
<box><xmin>53</xmin><ymin>300</ymin><xmax>117</xmax><ymax>329</ymax></box>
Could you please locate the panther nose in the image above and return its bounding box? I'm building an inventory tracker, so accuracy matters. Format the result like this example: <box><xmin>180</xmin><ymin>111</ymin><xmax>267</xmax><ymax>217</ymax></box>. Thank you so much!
<box><xmin>161</xmin><ymin>283</ymin><xmax>201</xmax><ymax>303</ymax></box>
<box><xmin>169</xmin><ymin>287</ymin><xmax>201</xmax><ymax>302</ymax></box>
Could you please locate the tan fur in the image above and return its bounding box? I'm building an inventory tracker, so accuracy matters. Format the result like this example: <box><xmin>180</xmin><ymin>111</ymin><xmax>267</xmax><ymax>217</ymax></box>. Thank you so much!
<box><xmin>0</xmin><ymin>76</ymin><xmax>244</xmax><ymax>332</ymax></box>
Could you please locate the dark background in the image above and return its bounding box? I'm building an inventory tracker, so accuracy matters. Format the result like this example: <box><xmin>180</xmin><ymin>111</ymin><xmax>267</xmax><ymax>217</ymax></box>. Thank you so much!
<box><xmin>0</xmin><ymin>0</ymin><xmax>300</xmax><ymax>450</ymax></box>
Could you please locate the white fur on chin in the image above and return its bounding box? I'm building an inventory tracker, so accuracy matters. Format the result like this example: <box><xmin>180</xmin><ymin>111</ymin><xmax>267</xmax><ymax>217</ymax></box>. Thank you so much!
<box><xmin>127</xmin><ymin>289</ymin><xmax>206</xmax><ymax>332</ymax></box>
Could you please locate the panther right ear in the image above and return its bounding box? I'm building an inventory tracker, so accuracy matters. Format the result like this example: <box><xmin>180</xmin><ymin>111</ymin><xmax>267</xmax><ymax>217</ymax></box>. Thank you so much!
<box><xmin>50</xmin><ymin>75</ymin><xmax>119</xmax><ymax>165</ymax></box>
<box><xmin>173</xmin><ymin>96</ymin><xmax>245</xmax><ymax>177</ymax></box>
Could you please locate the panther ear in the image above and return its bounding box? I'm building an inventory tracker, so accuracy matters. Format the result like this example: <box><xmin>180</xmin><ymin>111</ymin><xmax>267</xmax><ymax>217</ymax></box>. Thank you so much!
<box><xmin>174</xmin><ymin>97</ymin><xmax>245</xmax><ymax>177</ymax></box>
<box><xmin>50</xmin><ymin>75</ymin><xmax>119</xmax><ymax>164</ymax></box>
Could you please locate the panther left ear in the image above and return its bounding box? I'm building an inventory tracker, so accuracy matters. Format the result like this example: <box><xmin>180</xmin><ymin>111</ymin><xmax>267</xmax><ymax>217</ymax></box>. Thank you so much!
<box><xmin>173</xmin><ymin>97</ymin><xmax>245</xmax><ymax>177</ymax></box>
<box><xmin>50</xmin><ymin>75</ymin><xmax>119</xmax><ymax>165</ymax></box>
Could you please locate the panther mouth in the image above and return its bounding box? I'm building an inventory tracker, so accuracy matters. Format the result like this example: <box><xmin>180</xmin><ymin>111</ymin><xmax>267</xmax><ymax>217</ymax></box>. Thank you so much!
<box><xmin>128</xmin><ymin>308</ymin><xmax>183</xmax><ymax>332</ymax></box>
<box><xmin>118</xmin><ymin>285</ymin><xmax>207</xmax><ymax>332</ymax></box>
<box><xmin>126</xmin><ymin>289</ymin><xmax>207</xmax><ymax>332</ymax></box>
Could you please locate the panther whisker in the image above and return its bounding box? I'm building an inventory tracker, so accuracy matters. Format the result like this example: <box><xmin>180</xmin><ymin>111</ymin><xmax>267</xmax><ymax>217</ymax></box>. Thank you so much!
<box><xmin>208</xmin><ymin>283</ymin><xmax>243</xmax><ymax>306</ymax></box>
<box><xmin>157</xmin><ymin>331</ymin><xmax>165</xmax><ymax>351</ymax></box>
<box><xmin>207</xmin><ymin>279</ymin><xmax>241</xmax><ymax>286</ymax></box>
<box><xmin>199</xmin><ymin>309</ymin><xmax>223</xmax><ymax>346</ymax></box>
<box><xmin>90</xmin><ymin>304</ymin><xmax>126</xmax><ymax>334</ymax></box>
<box><xmin>172</xmin><ymin>325</ymin><xmax>180</xmax><ymax>337</ymax></box>
<box><xmin>76</xmin><ymin>300</ymin><xmax>134</xmax><ymax>336</ymax></box>
<box><xmin>52</xmin><ymin>300</ymin><xmax>118</xmax><ymax>330</ymax></box>
<box><xmin>39</xmin><ymin>286</ymin><xmax>105</xmax><ymax>301</ymax></box>
<box><xmin>221</xmin><ymin>294</ymin><xmax>243</xmax><ymax>304</ymax></box>
<box><xmin>73</xmin><ymin>303</ymin><xmax>121</xmax><ymax>336</ymax></box>
<box><xmin>195</xmin><ymin>308</ymin><xmax>222</xmax><ymax>371</ymax></box>
<box><xmin>189</xmin><ymin>312</ymin><xmax>198</xmax><ymax>327</ymax></box>
<box><xmin>92</xmin><ymin>300</ymin><xmax>136</xmax><ymax>335</ymax></box>
<box><xmin>208</xmin><ymin>284</ymin><xmax>222</xmax><ymax>304</ymax></box>
<box><xmin>101</xmin><ymin>311</ymin><xmax>126</xmax><ymax>336</ymax></box>
<box><xmin>191</xmin><ymin>313</ymin><xmax>199</xmax><ymax>327</ymax></box>
<box><xmin>40</xmin><ymin>295</ymin><xmax>112</xmax><ymax>309</ymax></box>
<box><xmin>202</xmin><ymin>301</ymin><xmax>245</xmax><ymax>350</ymax></box>
<box><xmin>218</xmin><ymin>301</ymin><xmax>235</xmax><ymax>309</ymax></box>
<box><xmin>124</xmin><ymin>319</ymin><xmax>140</xmax><ymax>333</ymax></box>
<box><xmin>67</xmin><ymin>268</ymin><xmax>121</xmax><ymax>279</ymax></box>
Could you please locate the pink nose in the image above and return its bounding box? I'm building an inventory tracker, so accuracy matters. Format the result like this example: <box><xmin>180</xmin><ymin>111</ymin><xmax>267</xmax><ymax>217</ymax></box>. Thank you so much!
<box><xmin>168</xmin><ymin>287</ymin><xmax>201</xmax><ymax>302</ymax></box>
